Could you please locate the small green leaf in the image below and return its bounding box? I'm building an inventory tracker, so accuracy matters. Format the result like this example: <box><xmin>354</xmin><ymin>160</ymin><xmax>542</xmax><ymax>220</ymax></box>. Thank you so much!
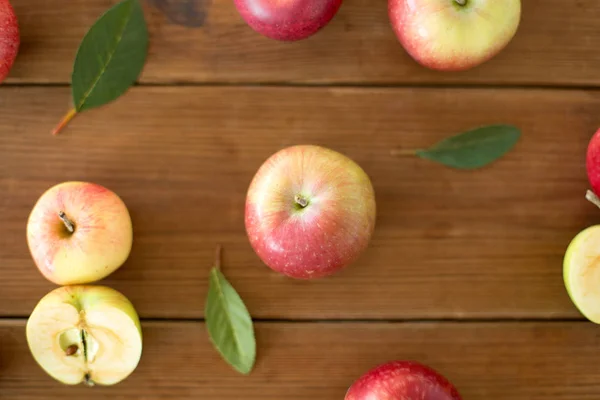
<box><xmin>205</xmin><ymin>249</ymin><xmax>256</xmax><ymax>375</ymax></box>
<box><xmin>415</xmin><ymin>124</ymin><xmax>521</xmax><ymax>170</ymax></box>
<box><xmin>72</xmin><ymin>0</ymin><xmax>148</xmax><ymax>112</ymax></box>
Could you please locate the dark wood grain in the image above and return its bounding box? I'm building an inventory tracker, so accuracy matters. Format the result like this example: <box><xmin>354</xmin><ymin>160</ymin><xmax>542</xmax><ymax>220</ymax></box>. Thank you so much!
<box><xmin>0</xmin><ymin>86</ymin><xmax>598</xmax><ymax>319</ymax></box>
<box><xmin>1</xmin><ymin>320</ymin><xmax>600</xmax><ymax>399</ymax></box>
<box><xmin>5</xmin><ymin>0</ymin><xmax>600</xmax><ymax>85</ymax></box>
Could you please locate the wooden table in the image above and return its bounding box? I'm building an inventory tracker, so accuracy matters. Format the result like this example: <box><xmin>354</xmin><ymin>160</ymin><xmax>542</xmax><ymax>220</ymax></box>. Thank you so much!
<box><xmin>1</xmin><ymin>0</ymin><xmax>600</xmax><ymax>398</ymax></box>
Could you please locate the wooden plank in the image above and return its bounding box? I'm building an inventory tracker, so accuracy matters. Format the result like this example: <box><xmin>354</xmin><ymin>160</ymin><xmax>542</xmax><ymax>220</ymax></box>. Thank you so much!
<box><xmin>1</xmin><ymin>320</ymin><xmax>599</xmax><ymax>399</ymax></box>
<box><xmin>5</xmin><ymin>0</ymin><xmax>600</xmax><ymax>85</ymax></box>
<box><xmin>0</xmin><ymin>86</ymin><xmax>597</xmax><ymax>319</ymax></box>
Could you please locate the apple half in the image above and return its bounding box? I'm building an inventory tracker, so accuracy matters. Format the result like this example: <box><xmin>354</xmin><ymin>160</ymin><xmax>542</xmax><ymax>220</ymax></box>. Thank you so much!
<box><xmin>563</xmin><ymin>225</ymin><xmax>600</xmax><ymax>323</ymax></box>
<box><xmin>26</xmin><ymin>286</ymin><xmax>143</xmax><ymax>386</ymax></box>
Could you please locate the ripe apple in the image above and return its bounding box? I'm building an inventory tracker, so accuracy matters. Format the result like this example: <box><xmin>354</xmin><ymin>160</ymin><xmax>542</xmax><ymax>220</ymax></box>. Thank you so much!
<box><xmin>345</xmin><ymin>361</ymin><xmax>462</xmax><ymax>400</ymax></box>
<box><xmin>27</xmin><ymin>181</ymin><xmax>133</xmax><ymax>285</ymax></box>
<box><xmin>388</xmin><ymin>0</ymin><xmax>521</xmax><ymax>71</ymax></box>
<box><xmin>586</xmin><ymin>128</ymin><xmax>600</xmax><ymax>196</ymax></box>
<box><xmin>233</xmin><ymin>0</ymin><xmax>343</xmax><ymax>41</ymax></box>
<box><xmin>0</xmin><ymin>0</ymin><xmax>19</xmax><ymax>82</ymax></box>
<box><xmin>26</xmin><ymin>285</ymin><xmax>143</xmax><ymax>386</ymax></box>
<box><xmin>245</xmin><ymin>145</ymin><xmax>376</xmax><ymax>279</ymax></box>
<box><xmin>563</xmin><ymin>224</ymin><xmax>600</xmax><ymax>323</ymax></box>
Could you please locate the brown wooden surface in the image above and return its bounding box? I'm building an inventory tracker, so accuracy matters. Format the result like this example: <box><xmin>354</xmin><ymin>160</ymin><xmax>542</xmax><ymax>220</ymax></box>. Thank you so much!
<box><xmin>1</xmin><ymin>86</ymin><xmax>598</xmax><ymax>319</ymax></box>
<box><xmin>2</xmin><ymin>320</ymin><xmax>600</xmax><ymax>399</ymax></box>
<box><xmin>3</xmin><ymin>0</ymin><xmax>600</xmax><ymax>397</ymax></box>
<box><xmin>4</xmin><ymin>0</ymin><xmax>600</xmax><ymax>85</ymax></box>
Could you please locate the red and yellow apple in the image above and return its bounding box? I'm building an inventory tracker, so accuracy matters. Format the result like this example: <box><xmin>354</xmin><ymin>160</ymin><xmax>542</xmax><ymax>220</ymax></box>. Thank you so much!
<box><xmin>388</xmin><ymin>0</ymin><xmax>521</xmax><ymax>71</ymax></box>
<box><xmin>27</xmin><ymin>181</ymin><xmax>133</xmax><ymax>285</ymax></box>
<box><xmin>26</xmin><ymin>285</ymin><xmax>143</xmax><ymax>386</ymax></box>
<box><xmin>586</xmin><ymin>128</ymin><xmax>600</xmax><ymax>196</ymax></box>
<box><xmin>0</xmin><ymin>0</ymin><xmax>19</xmax><ymax>82</ymax></box>
<box><xmin>245</xmin><ymin>145</ymin><xmax>376</xmax><ymax>279</ymax></box>
<box><xmin>345</xmin><ymin>361</ymin><xmax>462</xmax><ymax>400</ymax></box>
<box><xmin>234</xmin><ymin>0</ymin><xmax>343</xmax><ymax>41</ymax></box>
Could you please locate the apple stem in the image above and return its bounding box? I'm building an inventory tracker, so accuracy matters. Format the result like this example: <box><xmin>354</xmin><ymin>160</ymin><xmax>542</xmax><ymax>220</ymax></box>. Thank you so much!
<box><xmin>455</xmin><ymin>0</ymin><xmax>467</xmax><ymax>5</ymax></box>
<box><xmin>294</xmin><ymin>194</ymin><xmax>309</xmax><ymax>208</ymax></box>
<box><xmin>586</xmin><ymin>190</ymin><xmax>600</xmax><ymax>209</ymax></box>
<box><xmin>83</xmin><ymin>374</ymin><xmax>95</xmax><ymax>387</ymax></box>
<box><xmin>52</xmin><ymin>108</ymin><xmax>77</xmax><ymax>136</ymax></box>
<box><xmin>58</xmin><ymin>211</ymin><xmax>75</xmax><ymax>233</ymax></box>
<box><xmin>215</xmin><ymin>245</ymin><xmax>222</xmax><ymax>270</ymax></box>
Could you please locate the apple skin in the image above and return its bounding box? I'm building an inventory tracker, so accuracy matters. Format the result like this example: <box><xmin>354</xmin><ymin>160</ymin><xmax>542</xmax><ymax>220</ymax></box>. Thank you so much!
<box><xmin>27</xmin><ymin>181</ymin><xmax>133</xmax><ymax>286</ymax></box>
<box><xmin>0</xmin><ymin>0</ymin><xmax>19</xmax><ymax>82</ymax></box>
<box><xmin>388</xmin><ymin>0</ymin><xmax>521</xmax><ymax>71</ymax></box>
<box><xmin>245</xmin><ymin>145</ymin><xmax>376</xmax><ymax>279</ymax></box>
<box><xmin>345</xmin><ymin>361</ymin><xmax>462</xmax><ymax>400</ymax></box>
<box><xmin>586</xmin><ymin>128</ymin><xmax>600</xmax><ymax>195</ymax></box>
<box><xmin>563</xmin><ymin>225</ymin><xmax>600</xmax><ymax>324</ymax></box>
<box><xmin>26</xmin><ymin>285</ymin><xmax>143</xmax><ymax>386</ymax></box>
<box><xmin>234</xmin><ymin>0</ymin><xmax>343</xmax><ymax>41</ymax></box>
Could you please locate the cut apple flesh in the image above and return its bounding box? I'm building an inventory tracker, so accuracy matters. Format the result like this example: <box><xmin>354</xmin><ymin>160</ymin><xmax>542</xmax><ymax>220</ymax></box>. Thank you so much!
<box><xmin>564</xmin><ymin>225</ymin><xmax>600</xmax><ymax>323</ymax></box>
<box><xmin>26</xmin><ymin>287</ymin><xmax>142</xmax><ymax>386</ymax></box>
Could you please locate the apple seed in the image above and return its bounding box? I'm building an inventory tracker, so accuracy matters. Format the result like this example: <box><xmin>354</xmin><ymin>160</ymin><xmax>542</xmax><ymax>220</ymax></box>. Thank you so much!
<box><xmin>58</xmin><ymin>211</ymin><xmax>75</xmax><ymax>233</ymax></box>
<box><xmin>65</xmin><ymin>344</ymin><xmax>79</xmax><ymax>356</ymax></box>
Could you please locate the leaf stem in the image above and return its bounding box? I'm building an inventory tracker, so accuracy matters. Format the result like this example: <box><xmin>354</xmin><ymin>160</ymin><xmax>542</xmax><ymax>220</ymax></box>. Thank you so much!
<box><xmin>52</xmin><ymin>108</ymin><xmax>77</xmax><ymax>135</ymax></box>
<box><xmin>391</xmin><ymin>148</ymin><xmax>420</xmax><ymax>157</ymax></box>
<box><xmin>215</xmin><ymin>245</ymin><xmax>222</xmax><ymax>270</ymax></box>
<box><xmin>586</xmin><ymin>190</ymin><xmax>600</xmax><ymax>209</ymax></box>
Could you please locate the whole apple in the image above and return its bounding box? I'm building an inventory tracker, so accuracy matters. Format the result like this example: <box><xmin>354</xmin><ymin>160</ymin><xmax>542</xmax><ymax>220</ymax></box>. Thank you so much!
<box><xmin>26</xmin><ymin>285</ymin><xmax>143</xmax><ymax>386</ymax></box>
<box><xmin>0</xmin><ymin>0</ymin><xmax>19</xmax><ymax>82</ymax></box>
<box><xmin>27</xmin><ymin>181</ymin><xmax>133</xmax><ymax>285</ymax></box>
<box><xmin>586</xmin><ymin>128</ymin><xmax>600</xmax><ymax>196</ymax></box>
<box><xmin>563</xmin><ymin>225</ymin><xmax>600</xmax><ymax>324</ymax></box>
<box><xmin>234</xmin><ymin>0</ymin><xmax>343</xmax><ymax>41</ymax></box>
<box><xmin>345</xmin><ymin>361</ymin><xmax>462</xmax><ymax>400</ymax></box>
<box><xmin>388</xmin><ymin>0</ymin><xmax>521</xmax><ymax>71</ymax></box>
<box><xmin>245</xmin><ymin>145</ymin><xmax>376</xmax><ymax>279</ymax></box>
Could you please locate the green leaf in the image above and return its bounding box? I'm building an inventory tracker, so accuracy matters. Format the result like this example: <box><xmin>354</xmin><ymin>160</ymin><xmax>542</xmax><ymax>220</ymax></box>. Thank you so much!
<box><xmin>71</xmin><ymin>0</ymin><xmax>148</xmax><ymax>112</ymax></box>
<box><xmin>415</xmin><ymin>124</ymin><xmax>521</xmax><ymax>170</ymax></box>
<box><xmin>205</xmin><ymin>256</ymin><xmax>256</xmax><ymax>375</ymax></box>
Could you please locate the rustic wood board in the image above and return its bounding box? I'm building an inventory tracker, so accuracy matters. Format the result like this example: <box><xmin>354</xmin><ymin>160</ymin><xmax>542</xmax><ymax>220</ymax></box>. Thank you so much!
<box><xmin>1</xmin><ymin>321</ymin><xmax>600</xmax><ymax>399</ymax></box>
<box><xmin>1</xmin><ymin>86</ymin><xmax>598</xmax><ymax>319</ymax></box>
<box><xmin>3</xmin><ymin>0</ymin><xmax>600</xmax><ymax>397</ymax></box>
<box><xmin>4</xmin><ymin>0</ymin><xmax>600</xmax><ymax>85</ymax></box>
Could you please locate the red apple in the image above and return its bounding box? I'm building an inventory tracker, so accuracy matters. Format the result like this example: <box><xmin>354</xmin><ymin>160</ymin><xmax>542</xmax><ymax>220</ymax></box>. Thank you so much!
<box><xmin>0</xmin><ymin>0</ymin><xmax>19</xmax><ymax>82</ymax></box>
<box><xmin>586</xmin><ymin>128</ymin><xmax>600</xmax><ymax>196</ymax></box>
<box><xmin>245</xmin><ymin>145</ymin><xmax>376</xmax><ymax>279</ymax></box>
<box><xmin>233</xmin><ymin>0</ymin><xmax>343</xmax><ymax>41</ymax></box>
<box><xmin>345</xmin><ymin>361</ymin><xmax>462</xmax><ymax>400</ymax></box>
<box><xmin>27</xmin><ymin>181</ymin><xmax>133</xmax><ymax>285</ymax></box>
<box><xmin>388</xmin><ymin>0</ymin><xmax>521</xmax><ymax>71</ymax></box>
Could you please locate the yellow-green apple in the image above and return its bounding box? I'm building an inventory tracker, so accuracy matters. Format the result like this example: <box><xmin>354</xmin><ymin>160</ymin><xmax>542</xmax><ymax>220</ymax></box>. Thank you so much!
<box><xmin>563</xmin><ymin>224</ymin><xmax>600</xmax><ymax>323</ymax></box>
<box><xmin>26</xmin><ymin>285</ymin><xmax>143</xmax><ymax>386</ymax></box>
<box><xmin>234</xmin><ymin>0</ymin><xmax>344</xmax><ymax>41</ymax></box>
<box><xmin>245</xmin><ymin>145</ymin><xmax>376</xmax><ymax>279</ymax></box>
<box><xmin>345</xmin><ymin>361</ymin><xmax>462</xmax><ymax>400</ymax></box>
<box><xmin>388</xmin><ymin>0</ymin><xmax>521</xmax><ymax>71</ymax></box>
<box><xmin>27</xmin><ymin>181</ymin><xmax>133</xmax><ymax>285</ymax></box>
<box><xmin>0</xmin><ymin>0</ymin><xmax>19</xmax><ymax>83</ymax></box>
